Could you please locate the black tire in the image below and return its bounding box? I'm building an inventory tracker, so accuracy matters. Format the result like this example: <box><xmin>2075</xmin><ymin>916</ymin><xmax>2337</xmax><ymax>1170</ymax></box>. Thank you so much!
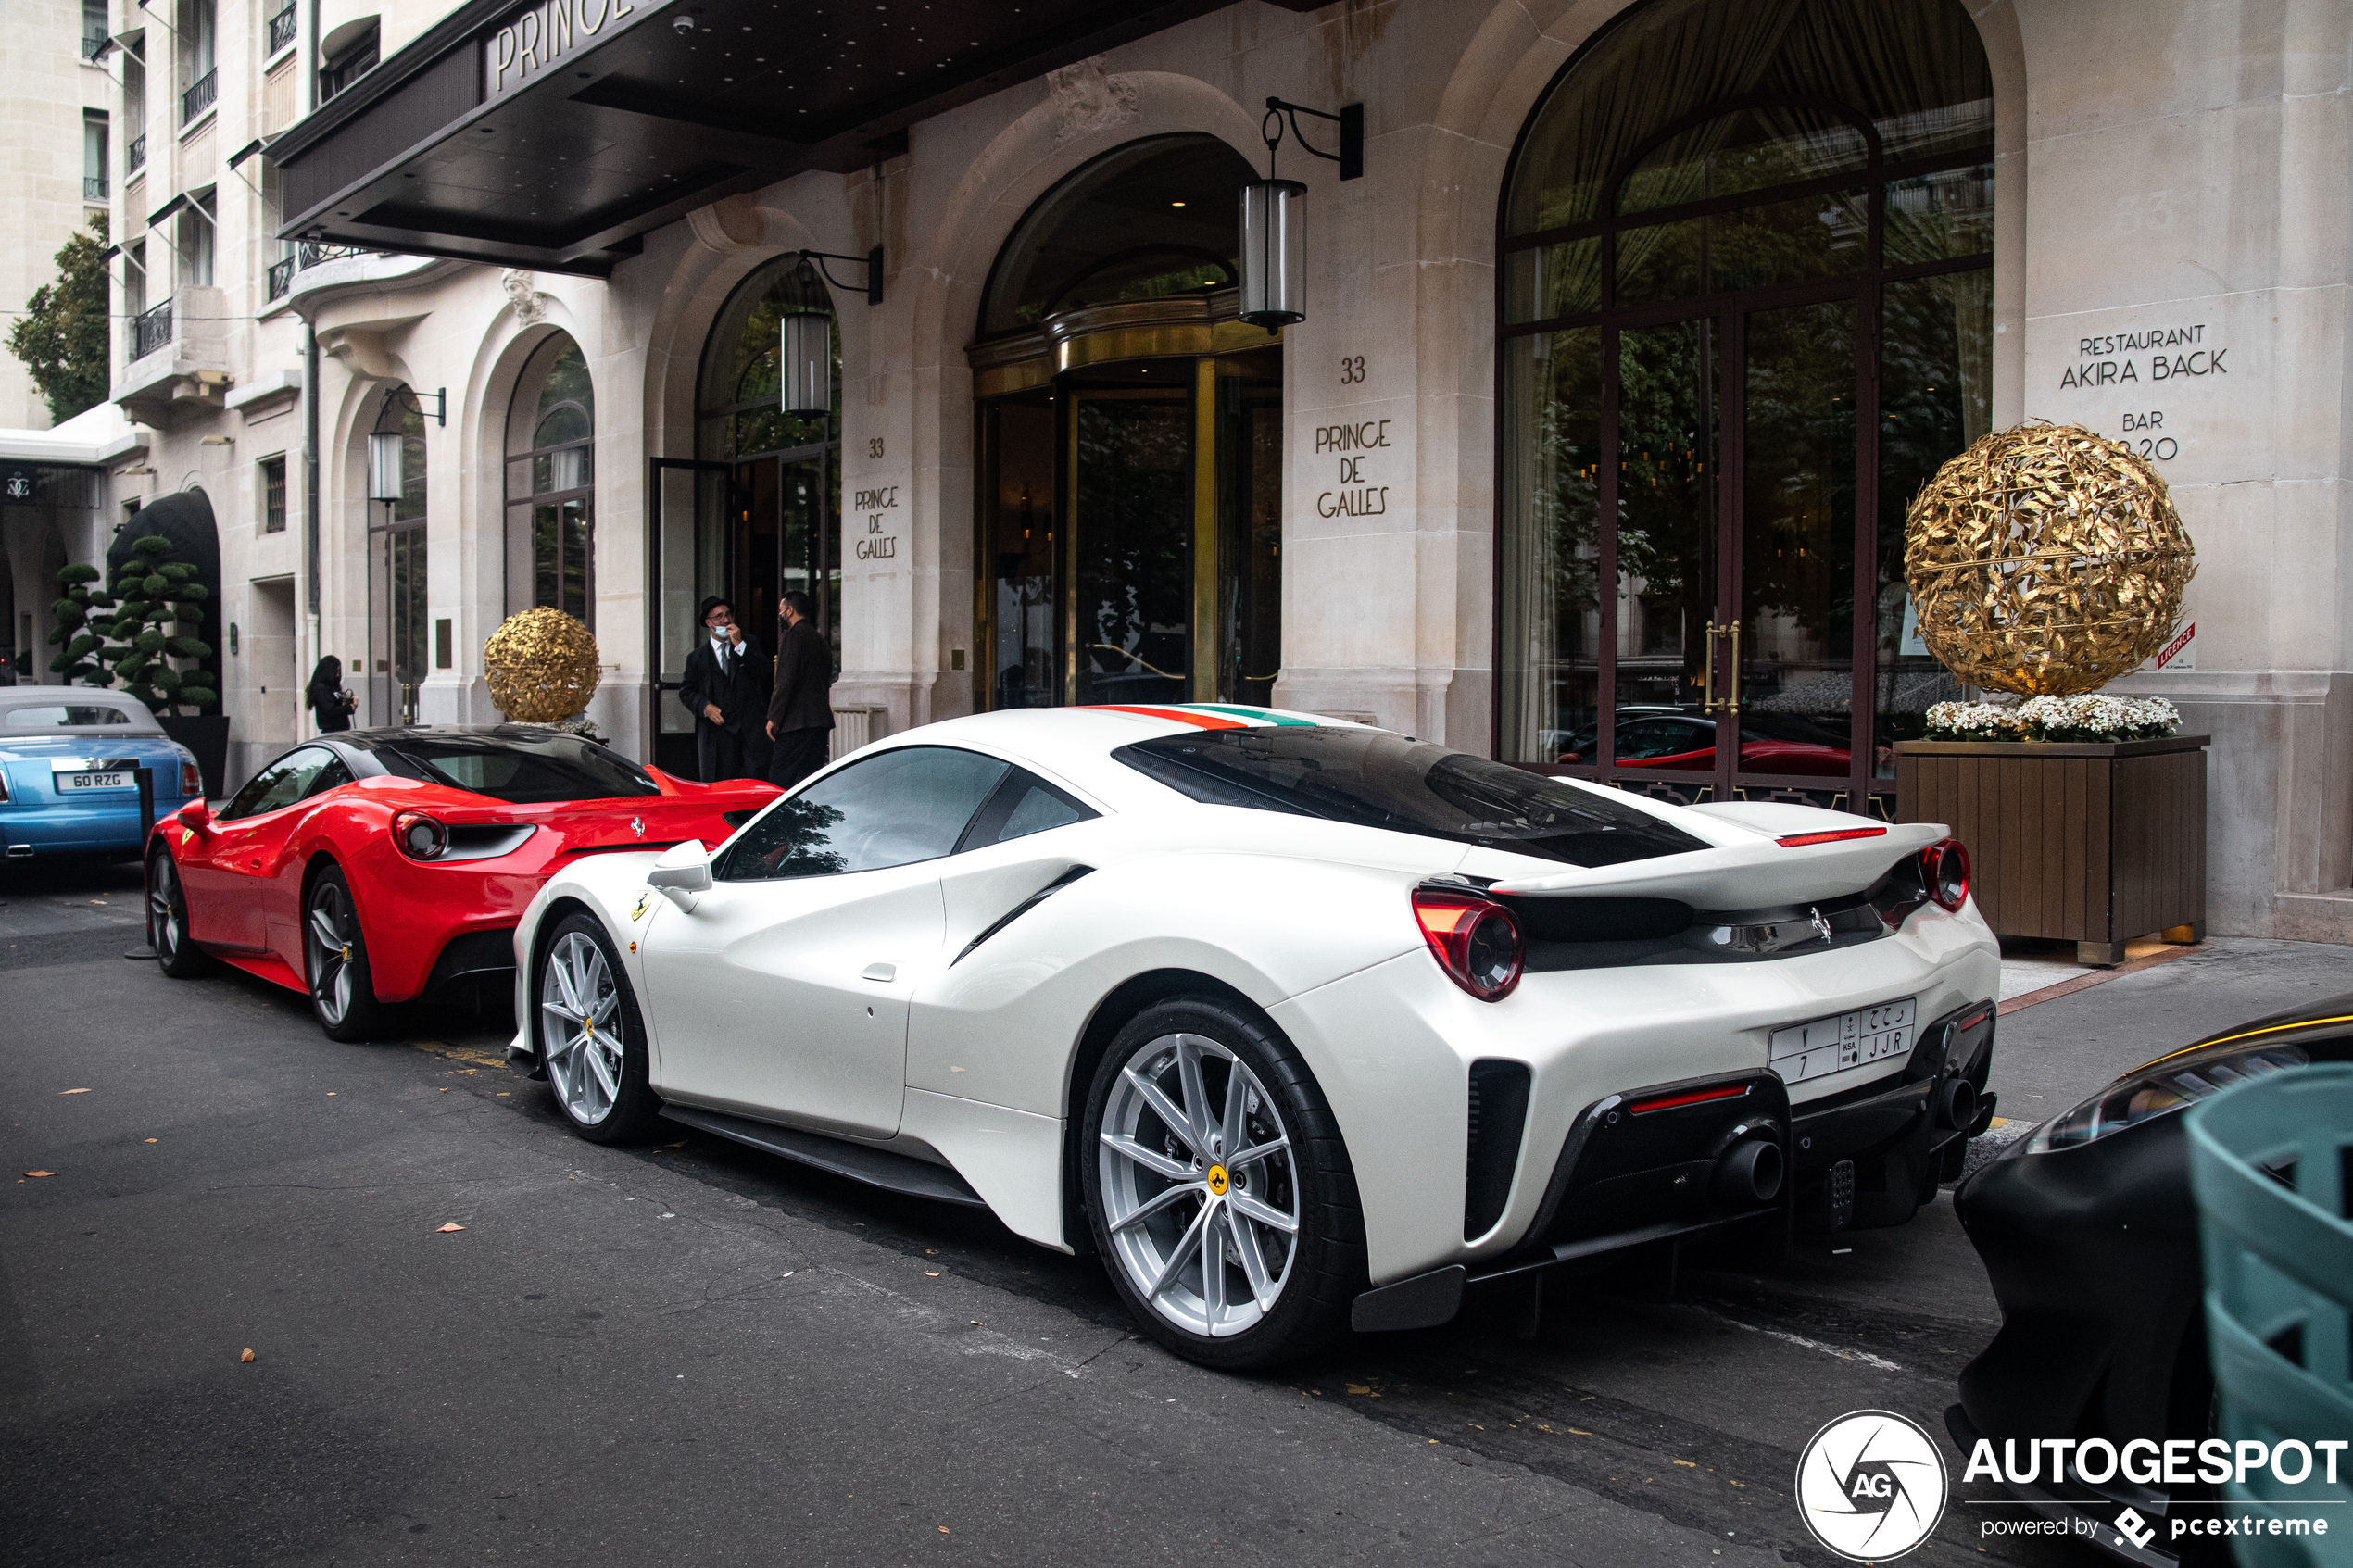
<box><xmin>533</xmin><ymin>912</ymin><xmax>662</xmax><ymax>1144</ymax></box>
<box><xmin>146</xmin><ymin>846</ymin><xmax>212</xmax><ymax>978</ymax></box>
<box><xmin>1080</xmin><ymin>996</ymin><xmax>1365</xmax><ymax>1370</ymax></box>
<box><xmin>304</xmin><ymin>864</ymin><xmax>394</xmax><ymax>1042</ymax></box>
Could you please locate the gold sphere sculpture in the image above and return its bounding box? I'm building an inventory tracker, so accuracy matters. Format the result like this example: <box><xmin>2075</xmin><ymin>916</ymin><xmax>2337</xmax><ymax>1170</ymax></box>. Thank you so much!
<box><xmin>1904</xmin><ymin>422</ymin><xmax>2196</xmax><ymax>696</ymax></box>
<box><xmin>484</xmin><ymin>607</ymin><xmax>601</xmax><ymax>721</ymax></box>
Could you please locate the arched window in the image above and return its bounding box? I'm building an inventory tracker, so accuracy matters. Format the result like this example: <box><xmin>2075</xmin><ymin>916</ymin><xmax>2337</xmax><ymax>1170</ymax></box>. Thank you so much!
<box><xmin>505</xmin><ymin>333</ymin><xmax>595</xmax><ymax>622</ymax></box>
<box><xmin>368</xmin><ymin>384</ymin><xmax>427</xmax><ymax>724</ymax></box>
<box><xmin>1497</xmin><ymin>0</ymin><xmax>1993</xmax><ymax>814</ymax></box>
<box><xmin>691</xmin><ymin>256</ymin><xmax>839</xmax><ymax>646</ymax></box>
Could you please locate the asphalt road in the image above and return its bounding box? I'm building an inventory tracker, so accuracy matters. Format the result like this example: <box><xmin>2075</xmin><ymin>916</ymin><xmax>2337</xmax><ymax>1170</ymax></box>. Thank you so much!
<box><xmin>5</xmin><ymin>854</ymin><xmax>2345</xmax><ymax>1568</ymax></box>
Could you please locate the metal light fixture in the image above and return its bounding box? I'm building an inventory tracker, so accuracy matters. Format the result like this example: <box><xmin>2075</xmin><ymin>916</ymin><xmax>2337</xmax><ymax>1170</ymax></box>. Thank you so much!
<box><xmin>780</xmin><ymin>257</ymin><xmax>834</xmax><ymax>416</ymax></box>
<box><xmin>1239</xmin><ymin>97</ymin><xmax>1365</xmax><ymax>332</ymax></box>
<box><xmin>367</xmin><ymin>430</ymin><xmax>403</xmax><ymax>502</ymax></box>
<box><xmin>1238</xmin><ymin>177</ymin><xmax>1305</xmax><ymax>331</ymax></box>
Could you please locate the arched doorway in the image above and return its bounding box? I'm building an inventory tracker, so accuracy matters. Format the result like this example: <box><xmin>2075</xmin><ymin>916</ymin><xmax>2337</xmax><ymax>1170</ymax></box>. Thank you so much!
<box><xmin>650</xmin><ymin>259</ymin><xmax>839</xmax><ymax>776</ymax></box>
<box><xmin>970</xmin><ymin>134</ymin><xmax>1281</xmax><ymax>710</ymax></box>
<box><xmin>367</xmin><ymin>386</ymin><xmax>427</xmax><ymax>725</ymax></box>
<box><xmin>1496</xmin><ymin>0</ymin><xmax>1994</xmax><ymax>813</ymax></box>
<box><xmin>503</xmin><ymin>334</ymin><xmax>597</xmax><ymax>625</ymax></box>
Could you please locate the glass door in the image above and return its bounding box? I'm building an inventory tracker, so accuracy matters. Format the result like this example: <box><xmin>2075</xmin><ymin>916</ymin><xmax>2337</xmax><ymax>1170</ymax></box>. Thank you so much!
<box><xmin>366</xmin><ymin>521</ymin><xmax>426</xmax><ymax>726</ymax></box>
<box><xmin>1573</xmin><ymin>290</ymin><xmax>1865</xmax><ymax>805</ymax></box>
<box><xmin>649</xmin><ymin>457</ymin><xmax>729</xmax><ymax>778</ymax></box>
<box><xmin>978</xmin><ymin>351</ymin><xmax>1281</xmax><ymax>712</ymax></box>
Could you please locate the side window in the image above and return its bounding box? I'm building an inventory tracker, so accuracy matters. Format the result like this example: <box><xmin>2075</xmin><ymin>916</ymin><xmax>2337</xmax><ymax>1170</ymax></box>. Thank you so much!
<box><xmin>220</xmin><ymin>747</ymin><xmax>333</xmax><ymax>820</ymax></box>
<box><xmin>958</xmin><ymin>768</ymin><xmax>1097</xmax><ymax>850</ymax></box>
<box><xmin>303</xmin><ymin>758</ymin><xmax>354</xmax><ymax>799</ymax></box>
<box><xmin>717</xmin><ymin>746</ymin><xmax>1011</xmax><ymax>882</ymax></box>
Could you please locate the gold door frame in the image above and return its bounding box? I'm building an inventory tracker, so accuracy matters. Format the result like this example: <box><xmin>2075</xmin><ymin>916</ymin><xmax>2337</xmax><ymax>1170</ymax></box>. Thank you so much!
<box><xmin>972</xmin><ymin>286</ymin><xmax>1280</xmax><ymax>712</ymax></box>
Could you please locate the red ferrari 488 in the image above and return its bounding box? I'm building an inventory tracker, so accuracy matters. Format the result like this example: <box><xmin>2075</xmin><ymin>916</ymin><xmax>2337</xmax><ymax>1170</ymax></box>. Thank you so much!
<box><xmin>144</xmin><ymin>726</ymin><xmax>776</xmax><ymax>1040</ymax></box>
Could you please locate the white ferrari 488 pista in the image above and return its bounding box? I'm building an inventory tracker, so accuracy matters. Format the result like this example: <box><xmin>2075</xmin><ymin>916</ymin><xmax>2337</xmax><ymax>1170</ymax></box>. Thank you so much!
<box><xmin>508</xmin><ymin>704</ymin><xmax>1999</xmax><ymax>1368</ymax></box>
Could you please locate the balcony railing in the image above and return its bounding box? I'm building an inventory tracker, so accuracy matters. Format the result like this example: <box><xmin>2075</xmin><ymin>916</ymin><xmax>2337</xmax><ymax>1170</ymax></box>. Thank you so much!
<box><xmin>266</xmin><ymin>6</ymin><xmax>296</xmax><ymax>55</ymax></box>
<box><xmin>181</xmin><ymin>69</ymin><xmax>216</xmax><ymax>124</ymax></box>
<box><xmin>126</xmin><ymin>132</ymin><xmax>145</xmax><ymax>174</ymax></box>
<box><xmin>266</xmin><ymin>257</ymin><xmax>294</xmax><ymax>301</ymax></box>
<box><xmin>297</xmin><ymin>241</ymin><xmax>374</xmax><ymax>270</ymax></box>
<box><xmin>84</xmin><ymin>175</ymin><xmax>107</xmax><ymax>201</ymax></box>
<box><xmin>131</xmin><ymin>298</ymin><xmax>172</xmax><ymax>359</ymax></box>
<box><xmin>82</xmin><ymin>32</ymin><xmax>108</xmax><ymax>60</ymax></box>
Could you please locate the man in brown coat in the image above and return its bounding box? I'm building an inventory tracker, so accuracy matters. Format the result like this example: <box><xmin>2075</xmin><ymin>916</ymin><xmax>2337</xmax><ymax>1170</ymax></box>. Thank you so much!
<box><xmin>764</xmin><ymin>590</ymin><xmax>835</xmax><ymax>789</ymax></box>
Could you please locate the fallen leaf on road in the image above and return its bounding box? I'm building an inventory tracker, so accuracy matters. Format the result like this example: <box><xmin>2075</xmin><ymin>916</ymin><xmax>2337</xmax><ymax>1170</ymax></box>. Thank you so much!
<box><xmin>240</xmin><ymin>1348</ymin><xmax>256</xmax><ymax>1362</ymax></box>
<box><xmin>438</xmin><ymin>1087</ymin><xmax>449</xmax><ymax>1093</ymax></box>
<box><xmin>24</xmin><ymin>1171</ymin><xmax>54</xmax><ymax>1178</ymax></box>
<box><xmin>925</xmin><ymin>1271</ymin><xmax>939</xmax><ymax>1277</ymax></box>
<box><xmin>937</xmin><ymin>1527</ymin><xmax>950</xmax><ymax>1535</ymax></box>
<box><xmin>435</xmin><ymin>1223</ymin><xmax>466</xmax><ymax>1233</ymax></box>
<box><xmin>143</xmin><ymin>1138</ymin><xmax>157</xmax><ymax>1144</ymax></box>
<box><xmin>1673</xmin><ymin>1459</ymin><xmax>1696</xmax><ymax>1468</ymax></box>
<box><xmin>969</xmin><ymin>1320</ymin><xmax>981</xmax><ymax>1327</ymax></box>
<box><xmin>325</xmin><ymin>1092</ymin><xmax>336</xmax><ymax>1097</ymax></box>
<box><xmin>1345</xmin><ymin>1384</ymin><xmax>1371</xmax><ymax>1395</ymax></box>
<box><xmin>59</xmin><ymin>1088</ymin><xmax>91</xmax><ymax>1096</ymax></box>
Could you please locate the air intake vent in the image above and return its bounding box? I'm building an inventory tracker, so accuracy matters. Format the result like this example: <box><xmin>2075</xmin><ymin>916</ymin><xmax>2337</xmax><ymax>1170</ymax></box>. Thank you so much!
<box><xmin>1464</xmin><ymin>1060</ymin><xmax>1532</xmax><ymax>1240</ymax></box>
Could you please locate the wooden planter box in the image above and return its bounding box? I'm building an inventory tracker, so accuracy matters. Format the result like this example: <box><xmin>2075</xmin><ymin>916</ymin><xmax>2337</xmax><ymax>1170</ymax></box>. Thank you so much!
<box><xmin>1894</xmin><ymin>734</ymin><xmax>2209</xmax><ymax>965</ymax></box>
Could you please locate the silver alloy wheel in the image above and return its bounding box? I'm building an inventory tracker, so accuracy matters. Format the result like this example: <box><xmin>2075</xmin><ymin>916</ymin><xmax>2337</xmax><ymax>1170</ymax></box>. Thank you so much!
<box><xmin>539</xmin><ymin>931</ymin><xmax>623</xmax><ymax>1126</ymax></box>
<box><xmin>306</xmin><ymin>880</ymin><xmax>359</xmax><ymax>1025</ymax></box>
<box><xmin>148</xmin><ymin>856</ymin><xmax>180</xmax><ymax>960</ymax></box>
<box><xmin>1098</xmin><ymin>1031</ymin><xmax>1301</xmax><ymax>1338</ymax></box>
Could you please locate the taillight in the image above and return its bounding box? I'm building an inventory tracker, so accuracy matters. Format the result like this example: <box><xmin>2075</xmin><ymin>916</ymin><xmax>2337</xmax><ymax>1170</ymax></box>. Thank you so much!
<box><xmin>1412</xmin><ymin>889</ymin><xmax>1524</xmax><ymax>1001</ymax></box>
<box><xmin>181</xmin><ymin>761</ymin><xmax>202</xmax><ymax>797</ymax></box>
<box><xmin>1920</xmin><ymin>836</ymin><xmax>1970</xmax><ymax>912</ymax></box>
<box><xmin>393</xmin><ymin>809</ymin><xmax>448</xmax><ymax>860</ymax></box>
<box><xmin>1775</xmin><ymin>825</ymin><xmax>1886</xmax><ymax>847</ymax></box>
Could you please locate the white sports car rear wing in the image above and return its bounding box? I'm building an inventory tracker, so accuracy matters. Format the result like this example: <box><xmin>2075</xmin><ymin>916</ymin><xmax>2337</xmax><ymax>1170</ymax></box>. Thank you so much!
<box><xmin>1487</xmin><ymin>821</ymin><xmax>1946</xmax><ymax>908</ymax></box>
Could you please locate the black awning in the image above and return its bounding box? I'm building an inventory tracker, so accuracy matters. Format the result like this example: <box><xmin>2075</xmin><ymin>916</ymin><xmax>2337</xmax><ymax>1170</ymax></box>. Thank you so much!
<box><xmin>268</xmin><ymin>0</ymin><xmax>1313</xmax><ymax>278</ymax></box>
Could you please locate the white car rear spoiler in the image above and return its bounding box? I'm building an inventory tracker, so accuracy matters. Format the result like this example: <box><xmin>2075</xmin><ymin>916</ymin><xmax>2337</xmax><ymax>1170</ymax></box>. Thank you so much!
<box><xmin>1486</xmin><ymin>821</ymin><xmax>1946</xmax><ymax>909</ymax></box>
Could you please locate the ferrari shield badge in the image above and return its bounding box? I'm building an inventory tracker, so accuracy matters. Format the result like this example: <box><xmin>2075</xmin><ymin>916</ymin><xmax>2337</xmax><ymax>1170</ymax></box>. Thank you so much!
<box><xmin>630</xmin><ymin>893</ymin><xmax>650</xmax><ymax>922</ymax></box>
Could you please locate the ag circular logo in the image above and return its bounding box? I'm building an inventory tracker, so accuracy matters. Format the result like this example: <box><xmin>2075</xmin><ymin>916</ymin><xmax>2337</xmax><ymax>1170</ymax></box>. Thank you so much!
<box><xmin>1794</xmin><ymin>1410</ymin><xmax>1948</xmax><ymax>1561</ymax></box>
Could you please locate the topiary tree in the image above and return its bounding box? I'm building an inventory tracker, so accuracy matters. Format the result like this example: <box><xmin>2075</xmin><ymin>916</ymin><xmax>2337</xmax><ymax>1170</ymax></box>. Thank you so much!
<box><xmin>46</xmin><ymin>562</ymin><xmax>118</xmax><ymax>685</ymax></box>
<box><xmin>100</xmin><ymin>535</ymin><xmax>217</xmax><ymax>713</ymax></box>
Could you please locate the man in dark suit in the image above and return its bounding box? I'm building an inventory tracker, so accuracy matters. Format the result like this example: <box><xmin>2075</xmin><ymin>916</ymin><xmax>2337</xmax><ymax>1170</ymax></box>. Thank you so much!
<box><xmin>764</xmin><ymin>590</ymin><xmax>835</xmax><ymax>789</ymax></box>
<box><xmin>679</xmin><ymin>596</ymin><xmax>771</xmax><ymax>782</ymax></box>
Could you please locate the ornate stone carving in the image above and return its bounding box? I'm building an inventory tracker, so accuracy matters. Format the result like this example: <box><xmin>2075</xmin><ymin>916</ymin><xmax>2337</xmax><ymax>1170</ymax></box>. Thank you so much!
<box><xmin>502</xmin><ymin>269</ymin><xmax>548</xmax><ymax>324</ymax></box>
<box><xmin>1046</xmin><ymin>56</ymin><xmax>1137</xmax><ymax>144</ymax></box>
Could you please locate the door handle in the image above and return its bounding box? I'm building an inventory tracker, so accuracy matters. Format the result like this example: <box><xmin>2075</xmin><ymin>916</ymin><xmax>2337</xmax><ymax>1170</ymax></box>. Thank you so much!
<box><xmin>860</xmin><ymin>962</ymin><xmax>897</xmax><ymax>983</ymax></box>
<box><xmin>1703</xmin><ymin>621</ymin><xmax>1742</xmax><ymax>716</ymax></box>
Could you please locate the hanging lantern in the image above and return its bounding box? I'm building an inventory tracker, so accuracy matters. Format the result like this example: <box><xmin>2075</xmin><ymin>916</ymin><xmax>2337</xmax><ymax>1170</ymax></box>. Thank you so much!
<box><xmin>1238</xmin><ymin>177</ymin><xmax>1306</xmax><ymax>330</ymax></box>
<box><xmin>780</xmin><ymin>309</ymin><xmax>831</xmax><ymax>416</ymax></box>
<box><xmin>367</xmin><ymin>430</ymin><xmax>403</xmax><ymax>502</ymax></box>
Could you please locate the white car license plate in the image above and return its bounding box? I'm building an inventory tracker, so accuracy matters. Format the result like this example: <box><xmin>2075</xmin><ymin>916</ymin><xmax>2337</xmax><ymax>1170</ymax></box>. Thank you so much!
<box><xmin>64</xmin><ymin>771</ymin><xmax>133</xmax><ymax>791</ymax></box>
<box><xmin>1770</xmin><ymin>997</ymin><xmax>1918</xmax><ymax>1084</ymax></box>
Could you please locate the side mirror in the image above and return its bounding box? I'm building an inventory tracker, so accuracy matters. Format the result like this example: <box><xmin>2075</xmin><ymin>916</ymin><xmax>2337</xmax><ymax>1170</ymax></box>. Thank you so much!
<box><xmin>647</xmin><ymin>838</ymin><xmax>712</xmax><ymax>910</ymax></box>
<box><xmin>177</xmin><ymin>798</ymin><xmax>215</xmax><ymax>834</ymax></box>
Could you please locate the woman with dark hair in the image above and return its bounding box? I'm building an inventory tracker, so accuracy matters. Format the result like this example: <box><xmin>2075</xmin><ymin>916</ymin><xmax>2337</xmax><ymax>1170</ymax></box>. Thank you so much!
<box><xmin>307</xmin><ymin>656</ymin><xmax>358</xmax><ymax>733</ymax></box>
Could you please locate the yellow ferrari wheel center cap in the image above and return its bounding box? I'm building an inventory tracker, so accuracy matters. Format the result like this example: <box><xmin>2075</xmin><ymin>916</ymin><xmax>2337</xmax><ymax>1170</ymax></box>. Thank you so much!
<box><xmin>1205</xmin><ymin>1164</ymin><xmax>1228</xmax><ymax>1197</ymax></box>
<box><xmin>339</xmin><ymin>944</ymin><xmax>350</xmax><ymax>962</ymax></box>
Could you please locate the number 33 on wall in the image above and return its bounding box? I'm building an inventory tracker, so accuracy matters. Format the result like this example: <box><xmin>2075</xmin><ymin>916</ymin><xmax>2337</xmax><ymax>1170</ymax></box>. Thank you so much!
<box><xmin>1340</xmin><ymin>356</ymin><xmax>1365</xmax><ymax>385</ymax></box>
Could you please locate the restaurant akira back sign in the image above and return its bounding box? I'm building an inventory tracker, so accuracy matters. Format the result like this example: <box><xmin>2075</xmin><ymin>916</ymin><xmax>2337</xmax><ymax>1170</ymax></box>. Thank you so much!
<box><xmin>483</xmin><ymin>0</ymin><xmax>652</xmax><ymax>98</ymax></box>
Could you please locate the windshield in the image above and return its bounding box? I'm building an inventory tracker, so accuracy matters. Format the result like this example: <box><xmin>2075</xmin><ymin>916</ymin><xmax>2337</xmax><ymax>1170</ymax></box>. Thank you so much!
<box><xmin>371</xmin><ymin>731</ymin><xmax>661</xmax><ymax>804</ymax></box>
<box><xmin>1114</xmin><ymin>727</ymin><xmax>1709</xmax><ymax>867</ymax></box>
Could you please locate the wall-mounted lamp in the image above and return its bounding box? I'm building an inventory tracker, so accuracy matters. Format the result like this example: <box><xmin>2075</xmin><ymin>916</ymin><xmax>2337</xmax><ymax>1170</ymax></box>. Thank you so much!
<box><xmin>390</xmin><ymin>386</ymin><xmax>447</xmax><ymax>426</ymax></box>
<box><xmin>116</xmin><ymin>463</ymin><xmax>155</xmax><ymax>476</ymax></box>
<box><xmin>795</xmin><ymin>245</ymin><xmax>883</xmax><ymax>307</ymax></box>
<box><xmin>1239</xmin><ymin>96</ymin><xmax>1365</xmax><ymax>332</ymax></box>
<box><xmin>779</xmin><ymin>256</ymin><xmax>838</xmax><ymax>417</ymax></box>
<box><xmin>200</xmin><ymin>434</ymin><xmax>234</xmax><ymax>445</ymax></box>
<box><xmin>367</xmin><ymin>430</ymin><xmax>403</xmax><ymax>502</ymax></box>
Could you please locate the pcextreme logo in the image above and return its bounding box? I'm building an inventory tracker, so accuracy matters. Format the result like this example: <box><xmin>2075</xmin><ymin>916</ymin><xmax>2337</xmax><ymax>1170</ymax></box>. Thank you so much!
<box><xmin>1795</xmin><ymin>1411</ymin><xmax>1950</xmax><ymax>1561</ymax></box>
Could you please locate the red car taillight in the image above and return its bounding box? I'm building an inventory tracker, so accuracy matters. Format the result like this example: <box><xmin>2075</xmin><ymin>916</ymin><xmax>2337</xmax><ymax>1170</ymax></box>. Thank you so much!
<box><xmin>181</xmin><ymin>761</ymin><xmax>202</xmax><ymax>797</ymax></box>
<box><xmin>1412</xmin><ymin>889</ymin><xmax>1524</xmax><ymax>1001</ymax></box>
<box><xmin>393</xmin><ymin>809</ymin><xmax>448</xmax><ymax>860</ymax></box>
<box><xmin>1920</xmin><ymin>836</ymin><xmax>1970</xmax><ymax>912</ymax></box>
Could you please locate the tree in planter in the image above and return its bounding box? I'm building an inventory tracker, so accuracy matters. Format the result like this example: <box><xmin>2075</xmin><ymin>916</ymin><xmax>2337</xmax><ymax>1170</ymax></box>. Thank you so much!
<box><xmin>102</xmin><ymin>535</ymin><xmax>218</xmax><ymax>714</ymax></box>
<box><xmin>46</xmin><ymin>562</ymin><xmax>119</xmax><ymax>685</ymax></box>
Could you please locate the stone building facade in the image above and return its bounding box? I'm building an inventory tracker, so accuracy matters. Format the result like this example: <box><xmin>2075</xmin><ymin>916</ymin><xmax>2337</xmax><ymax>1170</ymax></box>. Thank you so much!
<box><xmin>47</xmin><ymin>0</ymin><xmax>2353</xmax><ymax>941</ymax></box>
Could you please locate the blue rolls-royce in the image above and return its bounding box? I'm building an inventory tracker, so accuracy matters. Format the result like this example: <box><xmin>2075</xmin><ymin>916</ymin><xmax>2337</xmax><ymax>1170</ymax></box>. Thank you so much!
<box><xmin>0</xmin><ymin>689</ymin><xmax>203</xmax><ymax>861</ymax></box>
